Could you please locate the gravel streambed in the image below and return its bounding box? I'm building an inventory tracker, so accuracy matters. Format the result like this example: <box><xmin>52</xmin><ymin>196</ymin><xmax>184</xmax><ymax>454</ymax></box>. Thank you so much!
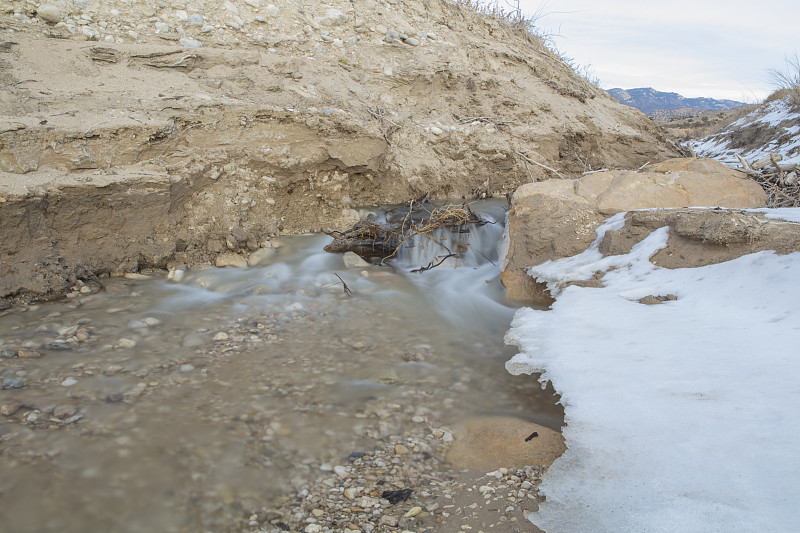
<box><xmin>0</xmin><ymin>230</ymin><xmax>562</xmax><ymax>532</ymax></box>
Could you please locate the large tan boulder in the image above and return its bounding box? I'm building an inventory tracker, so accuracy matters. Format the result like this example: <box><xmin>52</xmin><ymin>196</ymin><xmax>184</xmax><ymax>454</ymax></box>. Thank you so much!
<box><xmin>501</xmin><ymin>158</ymin><xmax>767</xmax><ymax>303</ymax></box>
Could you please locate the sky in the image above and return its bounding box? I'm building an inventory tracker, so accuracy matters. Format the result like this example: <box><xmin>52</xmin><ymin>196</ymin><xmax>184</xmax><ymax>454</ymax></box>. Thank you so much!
<box><xmin>516</xmin><ymin>0</ymin><xmax>800</xmax><ymax>102</ymax></box>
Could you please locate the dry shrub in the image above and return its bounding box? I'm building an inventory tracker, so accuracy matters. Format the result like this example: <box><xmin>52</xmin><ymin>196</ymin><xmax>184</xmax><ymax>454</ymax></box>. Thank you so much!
<box><xmin>767</xmin><ymin>53</ymin><xmax>800</xmax><ymax>109</ymax></box>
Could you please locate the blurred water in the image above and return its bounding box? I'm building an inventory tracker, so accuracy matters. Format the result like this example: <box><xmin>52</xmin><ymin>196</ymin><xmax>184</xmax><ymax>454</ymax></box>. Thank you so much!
<box><xmin>0</xmin><ymin>200</ymin><xmax>561</xmax><ymax>533</ymax></box>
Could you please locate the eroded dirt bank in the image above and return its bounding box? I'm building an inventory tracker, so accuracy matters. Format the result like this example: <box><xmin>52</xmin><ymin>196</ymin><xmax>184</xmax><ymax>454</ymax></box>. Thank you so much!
<box><xmin>0</xmin><ymin>0</ymin><xmax>682</xmax><ymax>304</ymax></box>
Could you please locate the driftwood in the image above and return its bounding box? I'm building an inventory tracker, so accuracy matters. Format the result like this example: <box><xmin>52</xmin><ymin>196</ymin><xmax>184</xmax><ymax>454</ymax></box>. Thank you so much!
<box><xmin>738</xmin><ymin>152</ymin><xmax>800</xmax><ymax>207</ymax></box>
<box><xmin>324</xmin><ymin>202</ymin><xmax>483</xmax><ymax>264</ymax></box>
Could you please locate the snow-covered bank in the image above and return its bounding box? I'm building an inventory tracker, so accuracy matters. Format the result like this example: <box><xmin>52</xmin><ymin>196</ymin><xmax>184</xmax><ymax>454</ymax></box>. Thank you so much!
<box><xmin>505</xmin><ymin>209</ymin><xmax>800</xmax><ymax>532</ymax></box>
<box><xmin>691</xmin><ymin>96</ymin><xmax>800</xmax><ymax>166</ymax></box>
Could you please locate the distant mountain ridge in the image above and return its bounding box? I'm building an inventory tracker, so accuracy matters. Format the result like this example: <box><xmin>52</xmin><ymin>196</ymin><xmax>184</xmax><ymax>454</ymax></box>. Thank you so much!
<box><xmin>607</xmin><ymin>87</ymin><xmax>744</xmax><ymax>116</ymax></box>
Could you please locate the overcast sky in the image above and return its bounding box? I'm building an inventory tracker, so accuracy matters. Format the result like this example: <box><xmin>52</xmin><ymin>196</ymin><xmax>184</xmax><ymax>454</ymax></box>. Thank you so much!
<box><xmin>516</xmin><ymin>0</ymin><xmax>800</xmax><ymax>102</ymax></box>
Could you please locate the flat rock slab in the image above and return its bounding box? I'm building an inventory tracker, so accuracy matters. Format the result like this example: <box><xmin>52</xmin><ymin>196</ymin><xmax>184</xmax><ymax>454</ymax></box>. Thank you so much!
<box><xmin>501</xmin><ymin>158</ymin><xmax>769</xmax><ymax>303</ymax></box>
<box><xmin>446</xmin><ymin>416</ymin><xmax>565</xmax><ymax>471</ymax></box>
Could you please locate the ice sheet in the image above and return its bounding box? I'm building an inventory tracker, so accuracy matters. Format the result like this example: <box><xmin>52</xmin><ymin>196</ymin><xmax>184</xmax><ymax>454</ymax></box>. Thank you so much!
<box><xmin>505</xmin><ymin>209</ymin><xmax>800</xmax><ymax>532</ymax></box>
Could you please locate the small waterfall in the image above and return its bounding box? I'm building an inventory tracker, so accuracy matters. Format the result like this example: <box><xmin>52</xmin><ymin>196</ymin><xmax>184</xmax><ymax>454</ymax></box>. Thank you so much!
<box><xmin>387</xmin><ymin>200</ymin><xmax>507</xmax><ymax>271</ymax></box>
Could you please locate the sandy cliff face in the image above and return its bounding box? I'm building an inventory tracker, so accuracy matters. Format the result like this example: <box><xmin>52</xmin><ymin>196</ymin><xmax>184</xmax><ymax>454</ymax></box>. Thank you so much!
<box><xmin>0</xmin><ymin>0</ymin><xmax>682</xmax><ymax>302</ymax></box>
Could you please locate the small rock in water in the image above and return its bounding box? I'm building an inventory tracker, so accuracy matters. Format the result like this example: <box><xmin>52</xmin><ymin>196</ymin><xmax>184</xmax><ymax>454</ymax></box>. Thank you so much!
<box><xmin>117</xmin><ymin>338</ymin><xmax>136</xmax><ymax>348</ymax></box>
<box><xmin>1</xmin><ymin>402</ymin><xmax>23</xmax><ymax>416</ymax></box>
<box><xmin>213</xmin><ymin>332</ymin><xmax>229</xmax><ymax>341</ymax></box>
<box><xmin>105</xmin><ymin>392</ymin><xmax>124</xmax><ymax>403</ymax></box>
<box><xmin>61</xmin><ymin>377</ymin><xmax>78</xmax><ymax>387</ymax></box>
<box><xmin>2</xmin><ymin>378</ymin><xmax>25</xmax><ymax>389</ymax></box>
<box><xmin>394</xmin><ymin>443</ymin><xmax>410</xmax><ymax>455</ymax></box>
<box><xmin>402</xmin><ymin>352</ymin><xmax>425</xmax><ymax>362</ymax></box>
<box><xmin>179</xmin><ymin>364</ymin><xmax>195</xmax><ymax>372</ymax></box>
<box><xmin>381</xmin><ymin>488</ymin><xmax>413</xmax><ymax>504</ymax></box>
<box><xmin>247</xmin><ymin>247</ymin><xmax>276</xmax><ymax>266</ymax></box>
<box><xmin>0</xmin><ymin>349</ymin><xmax>18</xmax><ymax>358</ymax></box>
<box><xmin>404</xmin><ymin>506</ymin><xmax>423</xmax><ymax>518</ymax></box>
<box><xmin>342</xmin><ymin>251</ymin><xmax>370</xmax><ymax>268</ymax></box>
<box><xmin>17</xmin><ymin>348</ymin><xmax>43</xmax><ymax>358</ymax></box>
<box><xmin>182</xmin><ymin>334</ymin><xmax>206</xmax><ymax>347</ymax></box>
<box><xmin>53</xmin><ymin>404</ymin><xmax>78</xmax><ymax>418</ymax></box>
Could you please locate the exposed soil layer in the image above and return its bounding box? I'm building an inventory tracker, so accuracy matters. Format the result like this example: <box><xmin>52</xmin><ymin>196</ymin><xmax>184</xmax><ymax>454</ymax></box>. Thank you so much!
<box><xmin>0</xmin><ymin>0</ymin><xmax>682</xmax><ymax>304</ymax></box>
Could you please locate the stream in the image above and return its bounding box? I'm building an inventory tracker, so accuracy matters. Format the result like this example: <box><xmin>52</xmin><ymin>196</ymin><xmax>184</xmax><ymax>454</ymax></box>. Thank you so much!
<box><xmin>0</xmin><ymin>200</ymin><xmax>562</xmax><ymax>533</ymax></box>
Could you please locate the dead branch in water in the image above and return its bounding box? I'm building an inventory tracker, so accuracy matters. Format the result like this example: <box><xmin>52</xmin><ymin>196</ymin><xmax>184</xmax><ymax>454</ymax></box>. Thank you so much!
<box><xmin>324</xmin><ymin>202</ymin><xmax>484</xmax><ymax>269</ymax></box>
<box><xmin>410</xmin><ymin>253</ymin><xmax>458</xmax><ymax>273</ymax></box>
<box><xmin>334</xmin><ymin>273</ymin><xmax>352</xmax><ymax>297</ymax></box>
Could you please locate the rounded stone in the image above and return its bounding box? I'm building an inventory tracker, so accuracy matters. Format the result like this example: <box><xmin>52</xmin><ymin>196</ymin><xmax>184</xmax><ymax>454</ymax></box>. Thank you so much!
<box><xmin>445</xmin><ymin>416</ymin><xmax>565</xmax><ymax>471</ymax></box>
<box><xmin>179</xmin><ymin>37</ymin><xmax>203</xmax><ymax>48</ymax></box>
<box><xmin>247</xmin><ymin>247</ymin><xmax>276</xmax><ymax>267</ymax></box>
<box><xmin>342</xmin><ymin>251</ymin><xmax>370</xmax><ymax>268</ymax></box>
<box><xmin>215</xmin><ymin>252</ymin><xmax>247</xmax><ymax>268</ymax></box>
<box><xmin>36</xmin><ymin>4</ymin><xmax>62</xmax><ymax>24</ymax></box>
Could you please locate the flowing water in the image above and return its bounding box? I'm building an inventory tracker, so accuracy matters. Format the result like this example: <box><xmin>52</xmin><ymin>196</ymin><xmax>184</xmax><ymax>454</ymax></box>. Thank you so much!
<box><xmin>0</xmin><ymin>200</ymin><xmax>562</xmax><ymax>532</ymax></box>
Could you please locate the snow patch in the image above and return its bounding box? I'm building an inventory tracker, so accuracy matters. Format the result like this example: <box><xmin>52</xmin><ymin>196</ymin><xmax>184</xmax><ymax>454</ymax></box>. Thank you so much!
<box><xmin>691</xmin><ymin>97</ymin><xmax>800</xmax><ymax>166</ymax></box>
<box><xmin>506</xmin><ymin>208</ymin><xmax>800</xmax><ymax>532</ymax></box>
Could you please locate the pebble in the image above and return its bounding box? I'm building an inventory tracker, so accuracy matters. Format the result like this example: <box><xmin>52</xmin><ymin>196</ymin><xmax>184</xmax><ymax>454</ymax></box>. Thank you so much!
<box><xmin>182</xmin><ymin>334</ymin><xmax>206</xmax><ymax>347</ymax></box>
<box><xmin>2</xmin><ymin>378</ymin><xmax>25</xmax><ymax>389</ymax></box>
<box><xmin>188</xmin><ymin>14</ymin><xmax>204</xmax><ymax>26</ymax></box>
<box><xmin>1</xmin><ymin>402</ymin><xmax>23</xmax><ymax>416</ymax></box>
<box><xmin>179</xmin><ymin>364</ymin><xmax>195</xmax><ymax>372</ymax></box>
<box><xmin>117</xmin><ymin>338</ymin><xmax>136</xmax><ymax>348</ymax></box>
<box><xmin>0</xmin><ymin>349</ymin><xmax>17</xmax><ymax>358</ymax></box>
<box><xmin>404</xmin><ymin>506</ymin><xmax>422</xmax><ymax>518</ymax></box>
<box><xmin>17</xmin><ymin>347</ymin><xmax>43</xmax><ymax>358</ymax></box>
<box><xmin>318</xmin><ymin>9</ymin><xmax>347</xmax><ymax>27</ymax></box>
<box><xmin>179</xmin><ymin>37</ymin><xmax>203</xmax><ymax>48</ymax></box>
<box><xmin>215</xmin><ymin>252</ymin><xmax>247</xmax><ymax>268</ymax></box>
<box><xmin>213</xmin><ymin>332</ymin><xmax>229</xmax><ymax>341</ymax></box>
<box><xmin>61</xmin><ymin>377</ymin><xmax>78</xmax><ymax>387</ymax></box>
<box><xmin>247</xmin><ymin>247</ymin><xmax>276</xmax><ymax>266</ymax></box>
<box><xmin>394</xmin><ymin>443</ymin><xmax>410</xmax><ymax>455</ymax></box>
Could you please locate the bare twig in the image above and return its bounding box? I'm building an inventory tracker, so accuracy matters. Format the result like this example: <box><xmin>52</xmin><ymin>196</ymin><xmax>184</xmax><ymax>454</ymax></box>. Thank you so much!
<box><xmin>515</xmin><ymin>151</ymin><xmax>564</xmax><ymax>179</ymax></box>
<box><xmin>334</xmin><ymin>273</ymin><xmax>352</xmax><ymax>297</ymax></box>
<box><xmin>83</xmin><ymin>120</ymin><xmax>110</xmax><ymax>135</ymax></box>
<box><xmin>582</xmin><ymin>168</ymin><xmax>609</xmax><ymax>175</ymax></box>
<box><xmin>410</xmin><ymin>253</ymin><xmax>458</xmax><ymax>273</ymax></box>
<box><xmin>637</xmin><ymin>161</ymin><xmax>651</xmax><ymax>171</ymax></box>
<box><xmin>736</xmin><ymin>154</ymin><xmax>752</xmax><ymax>171</ymax></box>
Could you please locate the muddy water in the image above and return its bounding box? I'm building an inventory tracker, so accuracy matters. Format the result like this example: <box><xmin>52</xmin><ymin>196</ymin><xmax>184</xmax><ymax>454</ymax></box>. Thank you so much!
<box><xmin>0</xmin><ymin>201</ymin><xmax>562</xmax><ymax>533</ymax></box>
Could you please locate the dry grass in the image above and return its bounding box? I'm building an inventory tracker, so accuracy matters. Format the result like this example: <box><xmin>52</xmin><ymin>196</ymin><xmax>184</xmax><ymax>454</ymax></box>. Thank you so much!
<box><xmin>767</xmin><ymin>53</ymin><xmax>800</xmax><ymax>109</ymax></box>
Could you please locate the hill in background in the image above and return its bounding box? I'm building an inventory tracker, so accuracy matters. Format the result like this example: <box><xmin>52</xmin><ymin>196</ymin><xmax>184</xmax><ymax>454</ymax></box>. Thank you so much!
<box><xmin>608</xmin><ymin>87</ymin><xmax>744</xmax><ymax>119</ymax></box>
